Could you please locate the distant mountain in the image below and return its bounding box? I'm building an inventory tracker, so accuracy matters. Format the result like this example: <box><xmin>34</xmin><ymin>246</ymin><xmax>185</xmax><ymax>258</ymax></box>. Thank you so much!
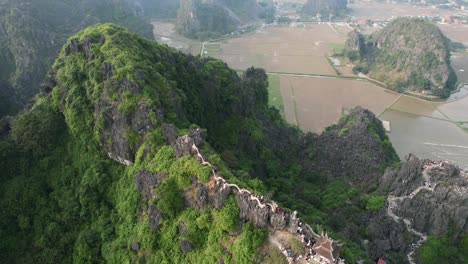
<box><xmin>176</xmin><ymin>0</ymin><xmax>274</xmax><ymax>39</ymax></box>
<box><xmin>344</xmin><ymin>17</ymin><xmax>457</xmax><ymax>97</ymax></box>
<box><xmin>0</xmin><ymin>0</ymin><xmax>154</xmax><ymax>118</ymax></box>
<box><xmin>125</xmin><ymin>0</ymin><xmax>180</xmax><ymax>19</ymax></box>
<box><xmin>303</xmin><ymin>0</ymin><xmax>348</xmax><ymax>17</ymax></box>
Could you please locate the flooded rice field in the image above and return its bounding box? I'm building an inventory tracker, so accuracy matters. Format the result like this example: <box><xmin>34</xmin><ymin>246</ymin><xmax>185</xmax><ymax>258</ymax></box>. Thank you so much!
<box><xmin>451</xmin><ymin>55</ymin><xmax>468</xmax><ymax>83</ymax></box>
<box><xmin>379</xmin><ymin>93</ymin><xmax>468</xmax><ymax>170</ymax></box>
<box><xmin>380</xmin><ymin>110</ymin><xmax>468</xmax><ymax>170</ymax></box>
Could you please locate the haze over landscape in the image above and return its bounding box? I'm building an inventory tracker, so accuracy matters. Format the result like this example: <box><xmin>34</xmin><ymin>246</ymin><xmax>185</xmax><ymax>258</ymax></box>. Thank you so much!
<box><xmin>0</xmin><ymin>0</ymin><xmax>467</xmax><ymax>264</ymax></box>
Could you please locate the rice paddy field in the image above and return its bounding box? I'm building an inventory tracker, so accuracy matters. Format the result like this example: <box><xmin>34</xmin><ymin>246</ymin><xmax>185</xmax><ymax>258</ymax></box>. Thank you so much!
<box><xmin>451</xmin><ymin>55</ymin><xmax>468</xmax><ymax>83</ymax></box>
<box><xmin>275</xmin><ymin>75</ymin><xmax>399</xmax><ymax>132</ymax></box>
<box><xmin>204</xmin><ymin>24</ymin><xmax>352</xmax><ymax>75</ymax></box>
<box><xmin>438</xmin><ymin>24</ymin><xmax>468</xmax><ymax>46</ymax></box>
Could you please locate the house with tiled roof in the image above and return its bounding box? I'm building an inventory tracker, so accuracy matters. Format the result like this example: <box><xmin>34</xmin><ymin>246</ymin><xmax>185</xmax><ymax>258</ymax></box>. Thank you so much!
<box><xmin>312</xmin><ymin>232</ymin><xmax>343</xmax><ymax>264</ymax></box>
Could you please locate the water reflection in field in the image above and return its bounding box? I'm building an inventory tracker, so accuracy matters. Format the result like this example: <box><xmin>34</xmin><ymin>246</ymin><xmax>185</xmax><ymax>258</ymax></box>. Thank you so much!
<box><xmin>381</xmin><ymin>110</ymin><xmax>468</xmax><ymax>170</ymax></box>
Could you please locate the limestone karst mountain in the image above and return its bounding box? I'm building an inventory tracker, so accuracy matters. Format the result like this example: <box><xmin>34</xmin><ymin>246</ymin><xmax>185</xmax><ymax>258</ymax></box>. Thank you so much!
<box><xmin>344</xmin><ymin>17</ymin><xmax>457</xmax><ymax>97</ymax></box>
<box><xmin>0</xmin><ymin>24</ymin><xmax>466</xmax><ymax>264</ymax></box>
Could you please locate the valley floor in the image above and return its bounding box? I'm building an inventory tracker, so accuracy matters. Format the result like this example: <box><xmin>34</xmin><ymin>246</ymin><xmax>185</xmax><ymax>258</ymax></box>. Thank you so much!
<box><xmin>150</xmin><ymin>4</ymin><xmax>468</xmax><ymax>169</ymax></box>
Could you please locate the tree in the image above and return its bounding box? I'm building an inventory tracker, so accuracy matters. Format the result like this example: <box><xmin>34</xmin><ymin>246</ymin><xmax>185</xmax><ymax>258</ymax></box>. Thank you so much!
<box><xmin>156</xmin><ymin>179</ymin><xmax>184</xmax><ymax>219</ymax></box>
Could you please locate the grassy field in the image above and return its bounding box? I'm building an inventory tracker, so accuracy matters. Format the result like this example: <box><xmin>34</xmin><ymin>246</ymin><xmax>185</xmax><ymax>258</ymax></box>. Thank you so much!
<box><xmin>326</xmin><ymin>42</ymin><xmax>346</xmax><ymax>54</ymax></box>
<box><xmin>203</xmin><ymin>43</ymin><xmax>222</xmax><ymax>54</ymax></box>
<box><xmin>267</xmin><ymin>74</ymin><xmax>285</xmax><ymax>118</ymax></box>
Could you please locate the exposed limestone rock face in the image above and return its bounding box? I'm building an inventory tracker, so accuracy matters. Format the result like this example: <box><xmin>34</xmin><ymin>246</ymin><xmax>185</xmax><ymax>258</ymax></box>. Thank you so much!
<box><xmin>184</xmin><ymin>180</ymin><xmax>209</xmax><ymax>209</ymax></box>
<box><xmin>236</xmin><ymin>192</ymin><xmax>270</xmax><ymax>228</ymax></box>
<box><xmin>379</xmin><ymin>155</ymin><xmax>424</xmax><ymax>196</ymax></box>
<box><xmin>55</xmin><ymin>37</ymin><xmax>158</xmax><ymax>166</ymax></box>
<box><xmin>366</xmin><ymin>213</ymin><xmax>411</xmax><ymax>260</ymax></box>
<box><xmin>365</xmin><ymin>155</ymin><xmax>468</xmax><ymax>261</ymax></box>
<box><xmin>97</xmin><ymin>82</ymin><xmax>155</xmax><ymax>165</ymax></box>
<box><xmin>131</xmin><ymin>242</ymin><xmax>140</xmax><ymax>251</ymax></box>
<box><xmin>384</xmin><ymin>158</ymin><xmax>468</xmax><ymax>237</ymax></box>
<box><xmin>148</xmin><ymin>205</ymin><xmax>162</xmax><ymax>231</ymax></box>
<box><xmin>135</xmin><ymin>170</ymin><xmax>168</xmax><ymax>200</ymax></box>
<box><xmin>40</xmin><ymin>71</ymin><xmax>58</xmax><ymax>95</ymax></box>
<box><xmin>189</xmin><ymin>127</ymin><xmax>205</xmax><ymax>147</ymax></box>
<box><xmin>270</xmin><ymin>211</ymin><xmax>289</xmax><ymax>231</ymax></box>
<box><xmin>178</xmin><ymin>221</ymin><xmax>189</xmax><ymax>235</ymax></box>
<box><xmin>175</xmin><ymin>135</ymin><xmax>195</xmax><ymax>158</ymax></box>
<box><xmin>310</xmin><ymin>107</ymin><xmax>398</xmax><ymax>186</ymax></box>
<box><xmin>180</xmin><ymin>239</ymin><xmax>193</xmax><ymax>255</ymax></box>
<box><xmin>162</xmin><ymin>123</ymin><xmax>178</xmax><ymax>145</ymax></box>
<box><xmin>211</xmin><ymin>180</ymin><xmax>232</xmax><ymax>209</ymax></box>
<box><xmin>50</xmin><ymin>37</ymin><xmax>155</xmax><ymax>166</ymax></box>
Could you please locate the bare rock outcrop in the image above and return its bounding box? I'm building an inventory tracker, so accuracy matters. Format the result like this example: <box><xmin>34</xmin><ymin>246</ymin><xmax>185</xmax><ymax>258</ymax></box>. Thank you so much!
<box><xmin>211</xmin><ymin>180</ymin><xmax>232</xmax><ymax>209</ymax></box>
<box><xmin>310</xmin><ymin>107</ymin><xmax>398</xmax><ymax>186</ymax></box>
<box><xmin>148</xmin><ymin>205</ymin><xmax>162</xmax><ymax>231</ymax></box>
<box><xmin>180</xmin><ymin>239</ymin><xmax>193</xmax><ymax>255</ymax></box>
<box><xmin>175</xmin><ymin>135</ymin><xmax>195</xmax><ymax>158</ymax></box>
<box><xmin>236</xmin><ymin>192</ymin><xmax>270</xmax><ymax>228</ymax></box>
<box><xmin>135</xmin><ymin>170</ymin><xmax>168</xmax><ymax>200</ymax></box>
<box><xmin>184</xmin><ymin>180</ymin><xmax>209</xmax><ymax>209</ymax></box>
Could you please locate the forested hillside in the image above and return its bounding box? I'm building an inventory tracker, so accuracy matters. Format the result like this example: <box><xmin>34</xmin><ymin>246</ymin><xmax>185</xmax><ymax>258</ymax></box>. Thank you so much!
<box><xmin>344</xmin><ymin>17</ymin><xmax>457</xmax><ymax>97</ymax></box>
<box><xmin>0</xmin><ymin>24</ymin><xmax>466</xmax><ymax>264</ymax></box>
<box><xmin>0</xmin><ymin>0</ymin><xmax>154</xmax><ymax>119</ymax></box>
<box><xmin>303</xmin><ymin>0</ymin><xmax>348</xmax><ymax>17</ymax></box>
<box><xmin>177</xmin><ymin>0</ymin><xmax>274</xmax><ymax>39</ymax></box>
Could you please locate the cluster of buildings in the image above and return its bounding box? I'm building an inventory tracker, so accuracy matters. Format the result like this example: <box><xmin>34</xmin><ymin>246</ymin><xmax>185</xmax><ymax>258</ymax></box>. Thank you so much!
<box><xmin>441</xmin><ymin>15</ymin><xmax>467</xmax><ymax>24</ymax></box>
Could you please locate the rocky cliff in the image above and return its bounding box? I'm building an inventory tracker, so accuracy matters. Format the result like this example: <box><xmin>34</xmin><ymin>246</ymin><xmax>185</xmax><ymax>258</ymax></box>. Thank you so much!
<box><xmin>344</xmin><ymin>18</ymin><xmax>457</xmax><ymax>97</ymax></box>
<box><xmin>365</xmin><ymin>155</ymin><xmax>468</xmax><ymax>263</ymax></box>
<box><xmin>305</xmin><ymin>107</ymin><xmax>399</xmax><ymax>186</ymax></box>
